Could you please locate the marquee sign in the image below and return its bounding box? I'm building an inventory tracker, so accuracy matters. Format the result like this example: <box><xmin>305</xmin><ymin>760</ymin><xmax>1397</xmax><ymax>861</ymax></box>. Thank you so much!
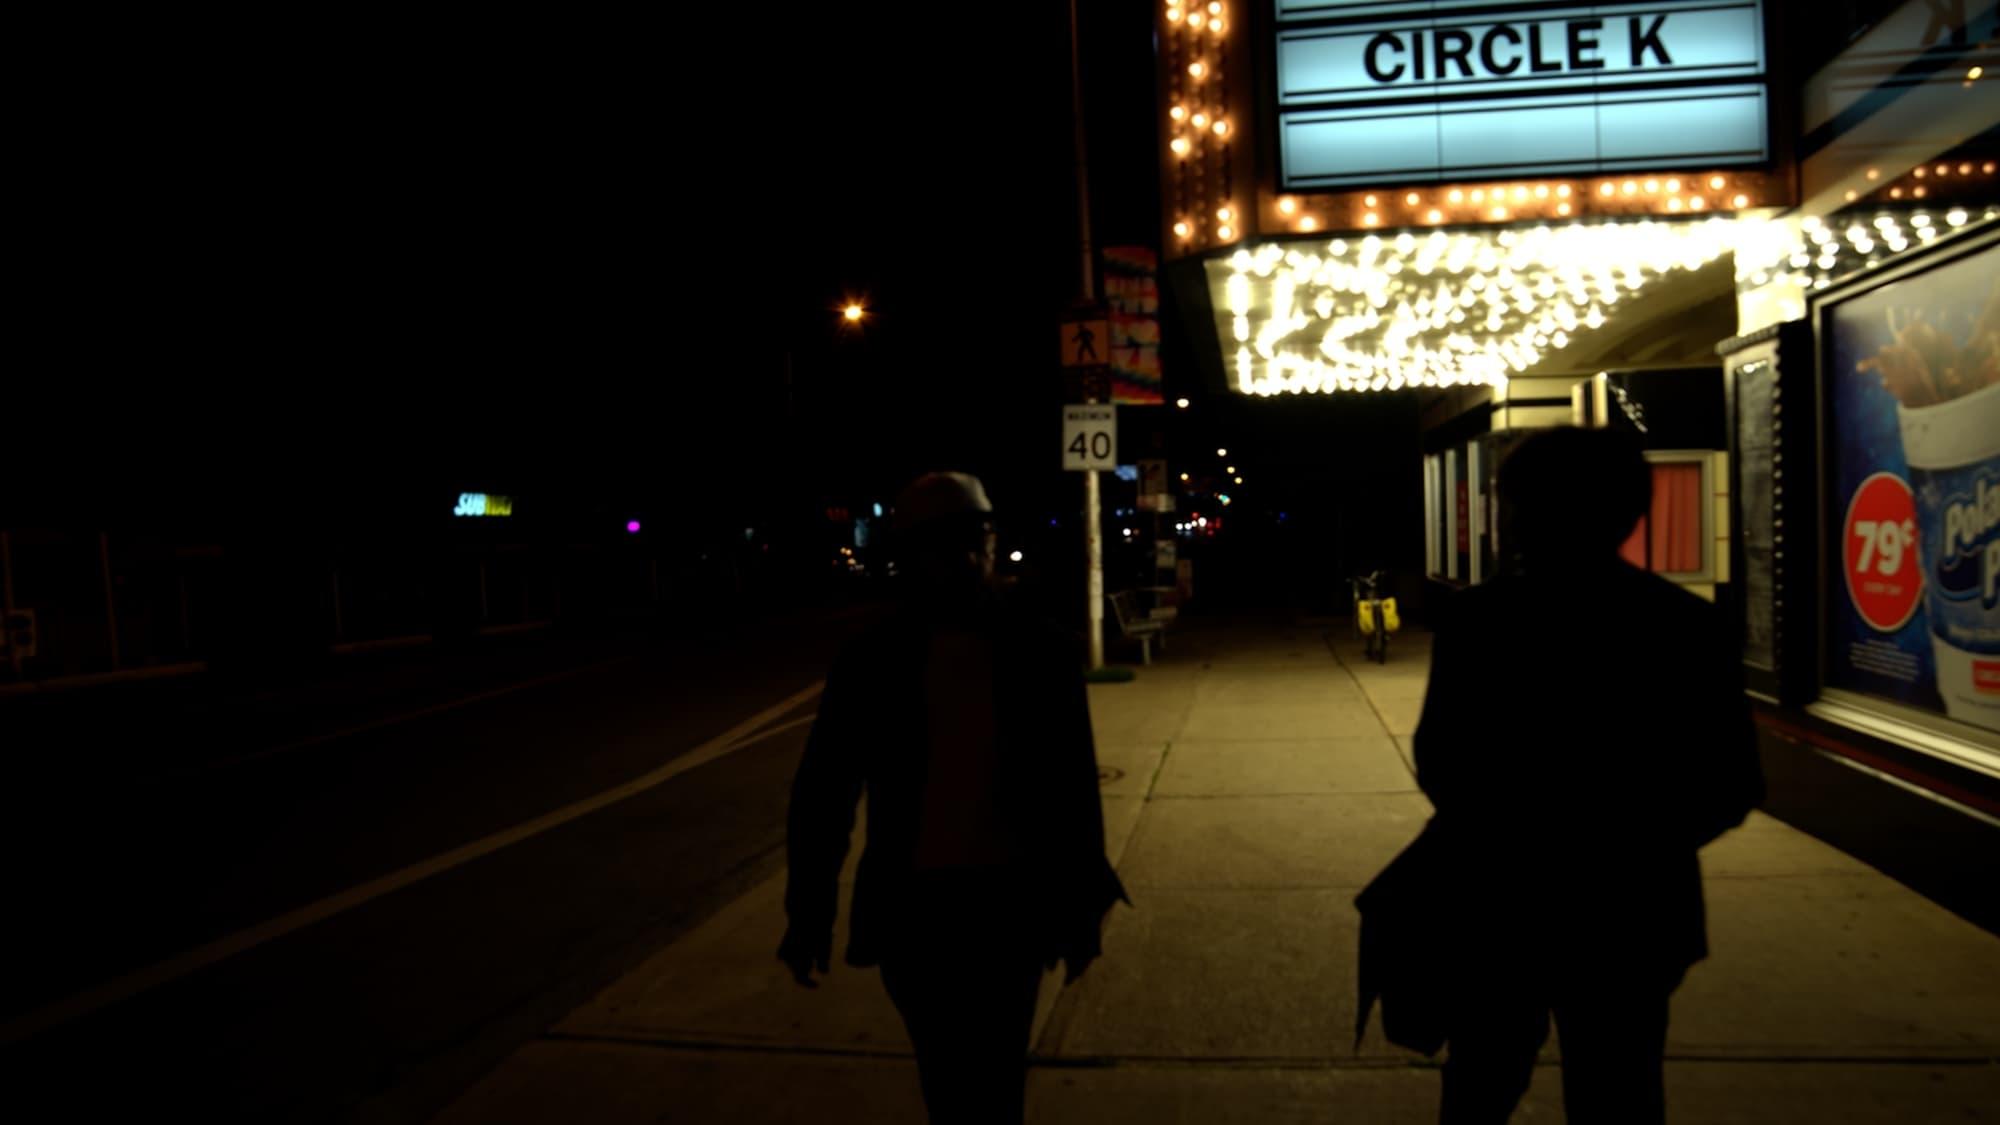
<box><xmin>1275</xmin><ymin>1</ymin><xmax>1769</xmax><ymax>188</ymax></box>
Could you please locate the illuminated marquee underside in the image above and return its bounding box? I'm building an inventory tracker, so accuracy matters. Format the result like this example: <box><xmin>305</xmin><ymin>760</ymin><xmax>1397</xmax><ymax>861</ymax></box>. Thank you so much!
<box><xmin>1209</xmin><ymin>218</ymin><xmax>1743</xmax><ymax>394</ymax></box>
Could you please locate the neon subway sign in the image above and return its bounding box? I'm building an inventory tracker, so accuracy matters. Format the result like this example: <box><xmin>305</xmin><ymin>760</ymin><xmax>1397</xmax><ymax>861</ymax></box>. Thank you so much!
<box><xmin>453</xmin><ymin>493</ymin><xmax>514</xmax><ymax>517</ymax></box>
<box><xmin>1274</xmin><ymin>1</ymin><xmax>1769</xmax><ymax>189</ymax></box>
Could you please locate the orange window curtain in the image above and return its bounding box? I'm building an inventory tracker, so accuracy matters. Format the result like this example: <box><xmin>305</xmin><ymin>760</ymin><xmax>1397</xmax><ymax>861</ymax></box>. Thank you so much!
<box><xmin>1619</xmin><ymin>516</ymin><xmax>1649</xmax><ymax>568</ymax></box>
<box><xmin>1649</xmin><ymin>462</ymin><xmax>1705</xmax><ymax>573</ymax></box>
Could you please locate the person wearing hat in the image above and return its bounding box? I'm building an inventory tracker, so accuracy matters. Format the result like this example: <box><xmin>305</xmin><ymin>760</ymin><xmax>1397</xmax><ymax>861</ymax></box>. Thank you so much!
<box><xmin>779</xmin><ymin>471</ymin><xmax>1127</xmax><ymax>1124</ymax></box>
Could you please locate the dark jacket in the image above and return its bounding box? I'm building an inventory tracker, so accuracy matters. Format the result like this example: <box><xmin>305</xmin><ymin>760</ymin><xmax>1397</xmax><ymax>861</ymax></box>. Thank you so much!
<box><xmin>783</xmin><ymin>601</ymin><xmax>1128</xmax><ymax>970</ymax></box>
<box><xmin>1409</xmin><ymin>560</ymin><xmax>1765</xmax><ymax>977</ymax></box>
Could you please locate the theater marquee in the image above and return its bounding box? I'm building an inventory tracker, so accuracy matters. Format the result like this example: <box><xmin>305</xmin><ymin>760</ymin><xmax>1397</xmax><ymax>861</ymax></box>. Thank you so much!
<box><xmin>1275</xmin><ymin>0</ymin><xmax>1769</xmax><ymax>188</ymax></box>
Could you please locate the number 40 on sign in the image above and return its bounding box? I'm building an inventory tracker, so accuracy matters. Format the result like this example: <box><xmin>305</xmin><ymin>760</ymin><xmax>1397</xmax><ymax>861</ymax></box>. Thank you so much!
<box><xmin>1062</xmin><ymin>405</ymin><xmax>1117</xmax><ymax>471</ymax></box>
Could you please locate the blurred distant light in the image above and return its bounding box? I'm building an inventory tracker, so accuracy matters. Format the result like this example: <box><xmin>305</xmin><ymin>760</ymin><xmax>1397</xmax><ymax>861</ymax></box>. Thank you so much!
<box><xmin>843</xmin><ymin>303</ymin><xmax>866</xmax><ymax>322</ymax></box>
<box><xmin>1176</xmin><ymin>397</ymin><xmax>1191</xmax><ymax>408</ymax></box>
<box><xmin>872</xmin><ymin>502</ymin><xmax>883</xmax><ymax>517</ymax></box>
<box><xmin>1218</xmin><ymin>494</ymin><xmax>1232</xmax><ymax>506</ymax></box>
<box><xmin>1009</xmin><ymin>550</ymin><xmax>1024</xmax><ymax>563</ymax></box>
<box><xmin>1197</xmin><ymin>516</ymin><xmax>1209</xmax><ymax>528</ymax></box>
<box><xmin>1216</xmin><ymin>447</ymin><xmax>1228</xmax><ymax>457</ymax></box>
<box><xmin>626</xmin><ymin>520</ymin><xmax>642</xmax><ymax>534</ymax></box>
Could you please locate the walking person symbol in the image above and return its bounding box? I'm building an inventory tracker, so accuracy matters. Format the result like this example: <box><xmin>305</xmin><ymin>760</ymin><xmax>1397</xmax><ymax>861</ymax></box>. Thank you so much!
<box><xmin>1070</xmin><ymin>322</ymin><xmax>1098</xmax><ymax>363</ymax></box>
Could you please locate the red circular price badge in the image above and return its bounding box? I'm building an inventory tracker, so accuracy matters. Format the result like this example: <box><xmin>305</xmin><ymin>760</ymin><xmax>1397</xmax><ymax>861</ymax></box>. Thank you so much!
<box><xmin>1842</xmin><ymin>472</ymin><xmax>1923</xmax><ymax>632</ymax></box>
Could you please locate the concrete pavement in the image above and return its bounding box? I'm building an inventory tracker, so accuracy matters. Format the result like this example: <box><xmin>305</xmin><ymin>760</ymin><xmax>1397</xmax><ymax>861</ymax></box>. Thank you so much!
<box><xmin>433</xmin><ymin>619</ymin><xmax>2000</xmax><ymax>1124</ymax></box>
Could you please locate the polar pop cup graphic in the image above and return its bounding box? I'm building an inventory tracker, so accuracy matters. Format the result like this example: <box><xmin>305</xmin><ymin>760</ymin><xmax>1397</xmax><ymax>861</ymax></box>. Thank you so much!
<box><xmin>1868</xmin><ymin>282</ymin><xmax>2000</xmax><ymax>730</ymax></box>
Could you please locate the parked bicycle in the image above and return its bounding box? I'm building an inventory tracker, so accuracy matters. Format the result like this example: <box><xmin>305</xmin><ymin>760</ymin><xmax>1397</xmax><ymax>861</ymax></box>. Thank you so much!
<box><xmin>1350</xmin><ymin>571</ymin><xmax>1400</xmax><ymax>664</ymax></box>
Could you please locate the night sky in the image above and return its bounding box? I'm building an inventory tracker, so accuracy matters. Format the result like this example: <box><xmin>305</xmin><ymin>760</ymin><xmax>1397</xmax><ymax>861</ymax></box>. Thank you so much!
<box><xmin>18</xmin><ymin>2</ymin><xmax>1419</xmax><ymax>598</ymax></box>
<box><xmin>22</xmin><ymin>5</ymin><xmax>1143</xmax><ymax>528</ymax></box>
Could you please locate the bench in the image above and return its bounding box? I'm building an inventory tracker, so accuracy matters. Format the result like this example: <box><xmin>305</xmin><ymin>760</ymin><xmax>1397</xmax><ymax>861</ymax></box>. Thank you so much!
<box><xmin>1108</xmin><ymin>589</ymin><xmax>1169</xmax><ymax>665</ymax></box>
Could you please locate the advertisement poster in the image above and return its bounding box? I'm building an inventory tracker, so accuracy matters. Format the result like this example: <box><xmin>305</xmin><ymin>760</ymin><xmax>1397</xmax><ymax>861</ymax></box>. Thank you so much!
<box><xmin>1103</xmin><ymin>246</ymin><xmax>1164</xmax><ymax>405</ymax></box>
<box><xmin>1824</xmin><ymin>241</ymin><xmax>1999</xmax><ymax>735</ymax></box>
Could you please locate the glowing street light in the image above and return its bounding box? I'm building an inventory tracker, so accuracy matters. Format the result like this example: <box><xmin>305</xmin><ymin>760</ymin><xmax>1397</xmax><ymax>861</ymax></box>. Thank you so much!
<box><xmin>1176</xmin><ymin>397</ymin><xmax>1191</xmax><ymax>409</ymax></box>
<box><xmin>1216</xmin><ymin>447</ymin><xmax>1228</xmax><ymax>457</ymax></box>
<box><xmin>1009</xmin><ymin>550</ymin><xmax>1024</xmax><ymax>563</ymax></box>
<box><xmin>842</xmin><ymin>303</ymin><xmax>866</xmax><ymax>323</ymax></box>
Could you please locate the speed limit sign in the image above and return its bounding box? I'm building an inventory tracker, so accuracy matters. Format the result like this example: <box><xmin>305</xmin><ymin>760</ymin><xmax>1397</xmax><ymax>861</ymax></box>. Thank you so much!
<box><xmin>1062</xmin><ymin>405</ymin><xmax>1116</xmax><ymax>471</ymax></box>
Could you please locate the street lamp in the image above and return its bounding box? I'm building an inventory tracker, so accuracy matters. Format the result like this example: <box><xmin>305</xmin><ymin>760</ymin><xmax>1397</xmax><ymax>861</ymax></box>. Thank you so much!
<box><xmin>842</xmin><ymin>303</ymin><xmax>866</xmax><ymax>323</ymax></box>
<box><xmin>1176</xmin><ymin>397</ymin><xmax>1191</xmax><ymax>409</ymax></box>
<box><xmin>1216</xmin><ymin>447</ymin><xmax>1228</xmax><ymax>457</ymax></box>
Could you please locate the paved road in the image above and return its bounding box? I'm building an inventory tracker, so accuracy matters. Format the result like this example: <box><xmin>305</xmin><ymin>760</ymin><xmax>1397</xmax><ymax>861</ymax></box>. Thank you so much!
<box><xmin>1</xmin><ymin>610</ymin><xmax>872</xmax><ymax>1124</ymax></box>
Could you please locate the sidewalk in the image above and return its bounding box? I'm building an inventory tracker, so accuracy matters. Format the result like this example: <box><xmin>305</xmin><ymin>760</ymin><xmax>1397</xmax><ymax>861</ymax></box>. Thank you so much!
<box><xmin>431</xmin><ymin>619</ymin><xmax>2000</xmax><ymax>1124</ymax></box>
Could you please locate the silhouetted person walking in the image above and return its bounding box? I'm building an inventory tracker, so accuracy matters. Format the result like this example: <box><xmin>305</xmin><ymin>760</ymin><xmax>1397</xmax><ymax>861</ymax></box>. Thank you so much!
<box><xmin>1411</xmin><ymin>427</ymin><xmax>1763</xmax><ymax>1124</ymax></box>
<box><xmin>780</xmin><ymin>471</ymin><xmax>1127</xmax><ymax>1124</ymax></box>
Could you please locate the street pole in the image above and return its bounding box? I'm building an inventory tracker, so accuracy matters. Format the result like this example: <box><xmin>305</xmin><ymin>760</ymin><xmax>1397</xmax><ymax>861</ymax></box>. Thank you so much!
<box><xmin>1069</xmin><ymin>0</ymin><xmax>1104</xmax><ymax>670</ymax></box>
<box><xmin>1</xmin><ymin>530</ymin><xmax>19</xmax><ymax>680</ymax></box>
<box><xmin>99</xmin><ymin>531</ymin><xmax>122</xmax><ymax>671</ymax></box>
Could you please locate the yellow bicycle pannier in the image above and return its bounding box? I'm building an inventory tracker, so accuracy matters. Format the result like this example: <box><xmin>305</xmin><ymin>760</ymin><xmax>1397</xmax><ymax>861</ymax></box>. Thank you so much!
<box><xmin>1380</xmin><ymin>597</ymin><xmax>1400</xmax><ymax>633</ymax></box>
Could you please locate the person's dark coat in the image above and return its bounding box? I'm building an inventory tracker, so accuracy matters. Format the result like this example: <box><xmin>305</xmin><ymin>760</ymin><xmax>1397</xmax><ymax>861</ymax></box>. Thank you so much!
<box><xmin>1409</xmin><ymin>560</ymin><xmax>1764</xmax><ymax>985</ymax></box>
<box><xmin>783</xmin><ymin>602</ymin><xmax>1128</xmax><ymax>973</ymax></box>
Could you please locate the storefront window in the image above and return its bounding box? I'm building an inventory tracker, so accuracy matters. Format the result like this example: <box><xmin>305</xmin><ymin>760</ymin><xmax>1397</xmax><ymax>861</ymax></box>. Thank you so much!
<box><xmin>1618</xmin><ymin>455</ymin><xmax>1713</xmax><ymax>579</ymax></box>
<box><xmin>1453</xmin><ymin>447</ymin><xmax>1472</xmax><ymax>582</ymax></box>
